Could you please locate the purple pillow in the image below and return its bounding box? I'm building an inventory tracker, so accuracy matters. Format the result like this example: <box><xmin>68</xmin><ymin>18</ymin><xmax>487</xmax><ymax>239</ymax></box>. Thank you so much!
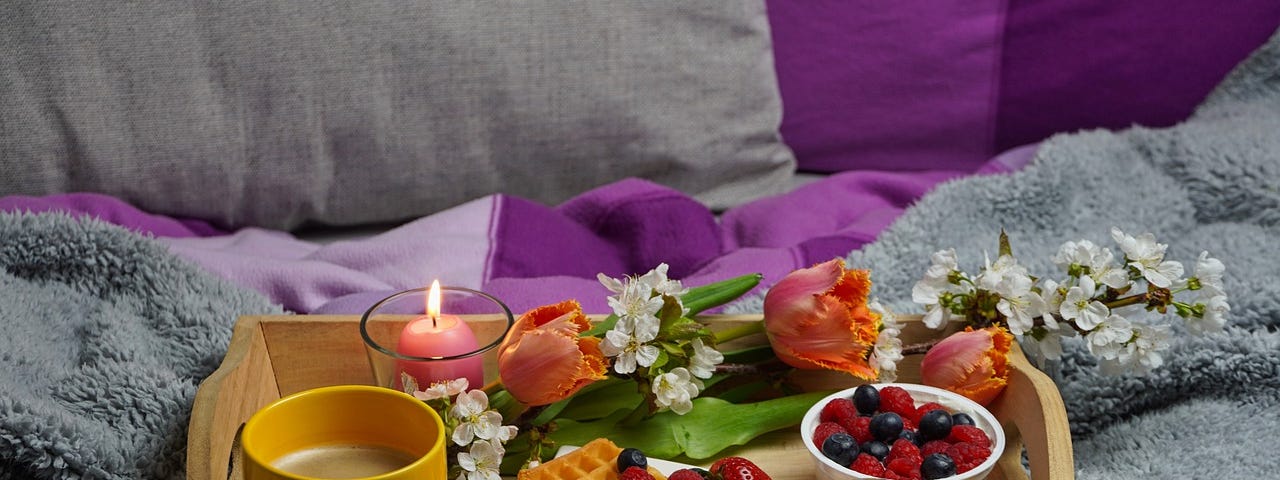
<box><xmin>767</xmin><ymin>0</ymin><xmax>1007</xmax><ymax>174</ymax></box>
<box><xmin>767</xmin><ymin>0</ymin><xmax>1280</xmax><ymax>173</ymax></box>
<box><xmin>995</xmin><ymin>0</ymin><xmax>1280</xmax><ymax>151</ymax></box>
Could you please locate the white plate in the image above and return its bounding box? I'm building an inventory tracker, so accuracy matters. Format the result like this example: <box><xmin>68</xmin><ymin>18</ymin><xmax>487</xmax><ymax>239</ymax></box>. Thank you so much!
<box><xmin>554</xmin><ymin>445</ymin><xmax>701</xmax><ymax>476</ymax></box>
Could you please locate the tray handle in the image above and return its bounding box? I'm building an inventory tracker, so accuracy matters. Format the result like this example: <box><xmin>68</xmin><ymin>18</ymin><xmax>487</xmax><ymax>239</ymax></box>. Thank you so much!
<box><xmin>991</xmin><ymin>344</ymin><xmax>1075</xmax><ymax>480</ymax></box>
<box><xmin>187</xmin><ymin>317</ymin><xmax>282</xmax><ymax>480</ymax></box>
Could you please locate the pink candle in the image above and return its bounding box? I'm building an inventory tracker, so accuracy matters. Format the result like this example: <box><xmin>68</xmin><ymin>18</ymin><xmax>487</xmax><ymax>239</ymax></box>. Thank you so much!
<box><xmin>395</xmin><ymin>281</ymin><xmax>484</xmax><ymax>388</ymax></box>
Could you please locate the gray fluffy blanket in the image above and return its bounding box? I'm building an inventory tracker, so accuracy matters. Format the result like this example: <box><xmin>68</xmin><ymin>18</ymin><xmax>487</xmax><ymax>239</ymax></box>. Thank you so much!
<box><xmin>733</xmin><ymin>28</ymin><xmax>1280</xmax><ymax>479</ymax></box>
<box><xmin>0</xmin><ymin>213</ymin><xmax>280</xmax><ymax>479</ymax></box>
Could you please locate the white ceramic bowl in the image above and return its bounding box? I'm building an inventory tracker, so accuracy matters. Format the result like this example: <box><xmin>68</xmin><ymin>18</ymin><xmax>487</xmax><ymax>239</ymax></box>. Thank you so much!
<box><xmin>800</xmin><ymin>383</ymin><xmax>1005</xmax><ymax>480</ymax></box>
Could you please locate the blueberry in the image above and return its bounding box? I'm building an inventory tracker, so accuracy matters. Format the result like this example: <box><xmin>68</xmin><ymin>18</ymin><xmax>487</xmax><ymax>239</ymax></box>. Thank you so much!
<box><xmin>617</xmin><ymin>447</ymin><xmax>647</xmax><ymax>472</ymax></box>
<box><xmin>860</xmin><ymin>440</ymin><xmax>890</xmax><ymax>461</ymax></box>
<box><xmin>919</xmin><ymin>409</ymin><xmax>954</xmax><ymax>441</ymax></box>
<box><xmin>921</xmin><ymin>453</ymin><xmax>957</xmax><ymax>479</ymax></box>
<box><xmin>898</xmin><ymin>429</ymin><xmax>923</xmax><ymax>446</ymax></box>
<box><xmin>952</xmin><ymin>412</ymin><xmax>976</xmax><ymax>426</ymax></box>
<box><xmin>821</xmin><ymin>432</ymin><xmax>858</xmax><ymax>466</ymax></box>
<box><xmin>852</xmin><ymin>384</ymin><xmax>880</xmax><ymax>415</ymax></box>
<box><xmin>687</xmin><ymin>468</ymin><xmax>711</xmax><ymax>479</ymax></box>
<box><xmin>869</xmin><ymin>412</ymin><xmax>903</xmax><ymax>443</ymax></box>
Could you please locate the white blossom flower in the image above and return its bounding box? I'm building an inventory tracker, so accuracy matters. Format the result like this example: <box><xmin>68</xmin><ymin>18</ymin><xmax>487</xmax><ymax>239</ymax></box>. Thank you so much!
<box><xmin>1111</xmin><ymin>227</ymin><xmax>1184</xmax><ymax>288</ymax></box>
<box><xmin>1098</xmin><ymin>323</ymin><xmax>1170</xmax><ymax>376</ymax></box>
<box><xmin>456</xmin><ymin>439</ymin><xmax>504</xmax><ymax>480</ymax></box>
<box><xmin>450</xmin><ymin>390</ymin><xmax>501</xmax><ymax>446</ymax></box>
<box><xmin>601</xmin><ymin>316</ymin><xmax>661</xmax><ymax>374</ymax></box>
<box><xmin>993</xmin><ymin>271</ymin><xmax>1047</xmax><ymax>336</ymax></box>
<box><xmin>493</xmin><ymin>424</ymin><xmax>519</xmax><ymax>444</ymax></box>
<box><xmin>639</xmin><ymin>263</ymin><xmax>689</xmax><ymax>297</ymax></box>
<box><xmin>869</xmin><ymin>299</ymin><xmax>904</xmax><ymax>382</ymax></box>
<box><xmin>1187</xmin><ymin>295</ymin><xmax>1230</xmax><ymax>335</ymax></box>
<box><xmin>597</xmin><ymin>272</ymin><xmax>626</xmax><ymax>294</ymax></box>
<box><xmin>1060</xmin><ymin>276</ymin><xmax>1110</xmax><ymax>331</ymax></box>
<box><xmin>414</xmin><ymin>377</ymin><xmax>470</xmax><ymax>402</ymax></box>
<box><xmin>1191</xmin><ymin>251</ymin><xmax>1226</xmax><ymax>297</ymax></box>
<box><xmin>1085</xmin><ymin>314</ymin><xmax>1133</xmax><ymax>360</ymax></box>
<box><xmin>1053</xmin><ymin>240</ymin><xmax>1128</xmax><ymax>288</ymax></box>
<box><xmin>975</xmin><ymin>253</ymin><xmax>1030</xmax><ymax>292</ymax></box>
<box><xmin>652</xmin><ymin>367</ymin><xmax>700</xmax><ymax>415</ymax></box>
<box><xmin>1038</xmin><ymin>279</ymin><xmax>1065</xmax><ymax>323</ymax></box>
<box><xmin>688</xmin><ymin>338</ymin><xmax>723</xmax><ymax>379</ymax></box>
<box><xmin>913</xmin><ymin>249</ymin><xmax>970</xmax><ymax>329</ymax></box>
<box><xmin>1022</xmin><ymin>328</ymin><xmax>1064</xmax><ymax>365</ymax></box>
<box><xmin>607</xmin><ymin>281</ymin><xmax>665</xmax><ymax>324</ymax></box>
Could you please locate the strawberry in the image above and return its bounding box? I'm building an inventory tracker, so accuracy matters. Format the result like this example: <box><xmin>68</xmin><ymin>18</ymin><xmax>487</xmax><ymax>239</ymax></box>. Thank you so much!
<box><xmin>710</xmin><ymin>456</ymin><xmax>772</xmax><ymax>480</ymax></box>
<box><xmin>620</xmin><ymin>466</ymin><xmax>655</xmax><ymax>480</ymax></box>
<box><xmin>668</xmin><ymin>468</ymin><xmax>707</xmax><ymax>480</ymax></box>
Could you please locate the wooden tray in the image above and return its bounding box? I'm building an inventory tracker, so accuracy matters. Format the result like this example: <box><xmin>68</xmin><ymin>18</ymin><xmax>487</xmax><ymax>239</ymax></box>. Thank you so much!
<box><xmin>188</xmin><ymin>315</ymin><xmax>1074</xmax><ymax>480</ymax></box>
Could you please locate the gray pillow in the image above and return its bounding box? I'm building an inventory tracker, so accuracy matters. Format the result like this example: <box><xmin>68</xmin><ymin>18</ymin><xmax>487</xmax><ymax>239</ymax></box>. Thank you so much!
<box><xmin>0</xmin><ymin>1</ymin><xmax>795</xmax><ymax>230</ymax></box>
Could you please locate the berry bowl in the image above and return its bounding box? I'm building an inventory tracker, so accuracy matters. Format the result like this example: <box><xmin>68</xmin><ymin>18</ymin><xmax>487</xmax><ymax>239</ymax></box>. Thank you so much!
<box><xmin>800</xmin><ymin>383</ymin><xmax>1005</xmax><ymax>480</ymax></box>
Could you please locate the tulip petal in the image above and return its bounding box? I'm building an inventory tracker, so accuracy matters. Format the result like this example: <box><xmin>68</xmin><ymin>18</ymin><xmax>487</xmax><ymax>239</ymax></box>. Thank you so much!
<box><xmin>920</xmin><ymin>327</ymin><xmax>1012</xmax><ymax>406</ymax></box>
<box><xmin>764</xmin><ymin>259</ymin><xmax>885</xmax><ymax>381</ymax></box>
<box><xmin>498</xmin><ymin>300</ymin><xmax>608</xmax><ymax>406</ymax></box>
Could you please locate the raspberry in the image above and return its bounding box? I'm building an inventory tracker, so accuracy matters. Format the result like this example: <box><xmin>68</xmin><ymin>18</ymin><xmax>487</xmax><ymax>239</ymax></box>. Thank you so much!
<box><xmin>920</xmin><ymin>440</ymin><xmax>951</xmax><ymax>457</ymax></box>
<box><xmin>849</xmin><ymin>453</ymin><xmax>886</xmax><ymax>477</ymax></box>
<box><xmin>947</xmin><ymin>442</ymin><xmax>993</xmax><ymax>473</ymax></box>
<box><xmin>947</xmin><ymin>425</ymin><xmax>992</xmax><ymax>448</ymax></box>
<box><xmin>821</xmin><ymin>398</ymin><xmax>858</xmax><ymax>423</ymax></box>
<box><xmin>840</xmin><ymin>415</ymin><xmax>874</xmax><ymax>444</ymax></box>
<box><xmin>620</xmin><ymin>466</ymin><xmax>655</xmax><ymax>480</ymax></box>
<box><xmin>887</xmin><ymin>457</ymin><xmax>923</xmax><ymax>477</ymax></box>
<box><xmin>879</xmin><ymin>386</ymin><xmax>917</xmax><ymax>420</ymax></box>
<box><xmin>913</xmin><ymin>402</ymin><xmax>948</xmax><ymax>425</ymax></box>
<box><xmin>887</xmin><ymin>438</ymin><xmax>922</xmax><ymax>463</ymax></box>
<box><xmin>901</xmin><ymin>415</ymin><xmax>918</xmax><ymax>432</ymax></box>
<box><xmin>812</xmin><ymin>421</ymin><xmax>847</xmax><ymax>449</ymax></box>
<box><xmin>668</xmin><ymin>469</ymin><xmax>705</xmax><ymax>480</ymax></box>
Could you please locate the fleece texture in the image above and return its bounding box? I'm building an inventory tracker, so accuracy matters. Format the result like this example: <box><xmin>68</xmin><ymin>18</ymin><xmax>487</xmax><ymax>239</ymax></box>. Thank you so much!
<box><xmin>730</xmin><ymin>27</ymin><xmax>1280</xmax><ymax>479</ymax></box>
<box><xmin>0</xmin><ymin>213</ymin><xmax>281</xmax><ymax>479</ymax></box>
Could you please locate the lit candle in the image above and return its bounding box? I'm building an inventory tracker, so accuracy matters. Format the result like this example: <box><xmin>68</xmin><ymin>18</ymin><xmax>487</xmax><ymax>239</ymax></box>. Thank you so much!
<box><xmin>395</xmin><ymin>280</ymin><xmax>484</xmax><ymax>388</ymax></box>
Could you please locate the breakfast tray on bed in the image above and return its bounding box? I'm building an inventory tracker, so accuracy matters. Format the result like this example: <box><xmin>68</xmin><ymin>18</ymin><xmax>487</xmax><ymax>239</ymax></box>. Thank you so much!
<box><xmin>187</xmin><ymin>315</ymin><xmax>1075</xmax><ymax>480</ymax></box>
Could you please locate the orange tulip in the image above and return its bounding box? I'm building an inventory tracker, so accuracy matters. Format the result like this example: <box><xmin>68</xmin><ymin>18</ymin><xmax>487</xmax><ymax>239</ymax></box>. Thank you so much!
<box><xmin>763</xmin><ymin>258</ymin><xmax>882</xmax><ymax>380</ymax></box>
<box><xmin>497</xmin><ymin>300</ymin><xmax>608</xmax><ymax>406</ymax></box>
<box><xmin>920</xmin><ymin>327</ymin><xmax>1012</xmax><ymax>406</ymax></box>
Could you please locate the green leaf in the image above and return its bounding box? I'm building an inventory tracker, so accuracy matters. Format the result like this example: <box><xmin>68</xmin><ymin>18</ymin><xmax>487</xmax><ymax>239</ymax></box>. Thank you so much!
<box><xmin>557</xmin><ymin>380</ymin><xmax>643</xmax><ymax>421</ymax></box>
<box><xmin>682</xmin><ymin>273</ymin><xmax>762</xmax><ymax>317</ymax></box>
<box><xmin>548</xmin><ymin>390</ymin><xmax>833</xmax><ymax>459</ymax></box>
<box><xmin>657</xmin><ymin>295</ymin><xmax>685</xmax><ymax>332</ymax></box>
<box><xmin>721</xmin><ymin>344</ymin><xmax>777</xmax><ymax>364</ymax></box>
<box><xmin>581</xmin><ymin>313</ymin><xmax>619</xmax><ymax>337</ymax></box>
<box><xmin>712</xmin><ymin>380</ymin><xmax>773</xmax><ymax>404</ymax></box>
<box><xmin>648</xmin><ymin>350</ymin><xmax>670</xmax><ymax>375</ymax></box>
<box><xmin>531</xmin><ymin>398</ymin><xmax>573</xmax><ymax>426</ymax></box>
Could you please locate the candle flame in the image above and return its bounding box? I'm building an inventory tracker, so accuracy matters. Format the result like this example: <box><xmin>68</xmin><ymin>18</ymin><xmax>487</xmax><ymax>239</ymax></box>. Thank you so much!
<box><xmin>427</xmin><ymin>280</ymin><xmax>442</xmax><ymax>321</ymax></box>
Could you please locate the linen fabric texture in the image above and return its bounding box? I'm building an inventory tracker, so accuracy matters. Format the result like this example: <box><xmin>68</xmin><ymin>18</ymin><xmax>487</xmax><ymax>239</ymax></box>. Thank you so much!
<box><xmin>0</xmin><ymin>1</ymin><xmax>794</xmax><ymax>230</ymax></box>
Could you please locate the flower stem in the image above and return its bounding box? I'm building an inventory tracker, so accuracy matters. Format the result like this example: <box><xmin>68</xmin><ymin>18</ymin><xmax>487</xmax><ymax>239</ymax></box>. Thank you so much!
<box><xmin>1104</xmin><ymin>293</ymin><xmax>1149</xmax><ymax>310</ymax></box>
<box><xmin>901</xmin><ymin>339</ymin><xmax>942</xmax><ymax>356</ymax></box>
<box><xmin>714</xmin><ymin>320</ymin><xmax>766</xmax><ymax>343</ymax></box>
<box><xmin>715</xmin><ymin>358</ymin><xmax>791</xmax><ymax>375</ymax></box>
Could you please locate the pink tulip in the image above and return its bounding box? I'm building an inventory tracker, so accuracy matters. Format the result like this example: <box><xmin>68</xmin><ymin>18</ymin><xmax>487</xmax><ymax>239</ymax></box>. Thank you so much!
<box><xmin>764</xmin><ymin>258</ymin><xmax>882</xmax><ymax>380</ymax></box>
<box><xmin>498</xmin><ymin>300</ymin><xmax>608</xmax><ymax>406</ymax></box>
<box><xmin>921</xmin><ymin>327</ymin><xmax>1012</xmax><ymax>406</ymax></box>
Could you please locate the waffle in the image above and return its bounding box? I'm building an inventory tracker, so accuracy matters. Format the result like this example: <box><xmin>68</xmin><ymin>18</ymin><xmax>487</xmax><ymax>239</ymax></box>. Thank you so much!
<box><xmin>517</xmin><ymin>438</ymin><xmax>667</xmax><ymax>480</ymax></box>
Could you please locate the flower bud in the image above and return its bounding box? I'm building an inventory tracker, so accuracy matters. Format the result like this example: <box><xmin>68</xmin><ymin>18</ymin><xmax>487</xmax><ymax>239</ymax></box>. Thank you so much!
<box><xmin>920</xmin><ymin>327</ymin><xmax>1012</xmax><ymax>406</ymax></box>
<box><xmin>497</xmin><ymin>300</ymin><xmax>608</xmax><ymax>406</ymax></box>
<box><xmin>764</xmin><ymin>258</ymin><xmax>882</xmax><ymax>380</ymax></box>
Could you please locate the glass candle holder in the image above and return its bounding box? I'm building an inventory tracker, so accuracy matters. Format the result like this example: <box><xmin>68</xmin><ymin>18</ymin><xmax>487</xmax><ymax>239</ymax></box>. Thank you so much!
<box><xmin>360</xmin><ymin>286</ymin><xmax>514</xmax><ymax>391</ymax></box>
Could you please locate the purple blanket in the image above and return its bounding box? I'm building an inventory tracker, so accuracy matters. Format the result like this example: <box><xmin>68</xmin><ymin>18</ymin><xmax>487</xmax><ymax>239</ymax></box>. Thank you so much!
<box><xmin>1</xmin><ymin>147</ymin><xmax>1032</xmax><ymax>315</ymax></box>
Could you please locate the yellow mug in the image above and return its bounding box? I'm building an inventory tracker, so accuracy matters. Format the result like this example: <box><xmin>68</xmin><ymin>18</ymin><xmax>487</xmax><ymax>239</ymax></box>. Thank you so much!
<box><xmin>241</xmin><ymin>385</ymin><xmax>447</xmax><ymax>480</ymax></box>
